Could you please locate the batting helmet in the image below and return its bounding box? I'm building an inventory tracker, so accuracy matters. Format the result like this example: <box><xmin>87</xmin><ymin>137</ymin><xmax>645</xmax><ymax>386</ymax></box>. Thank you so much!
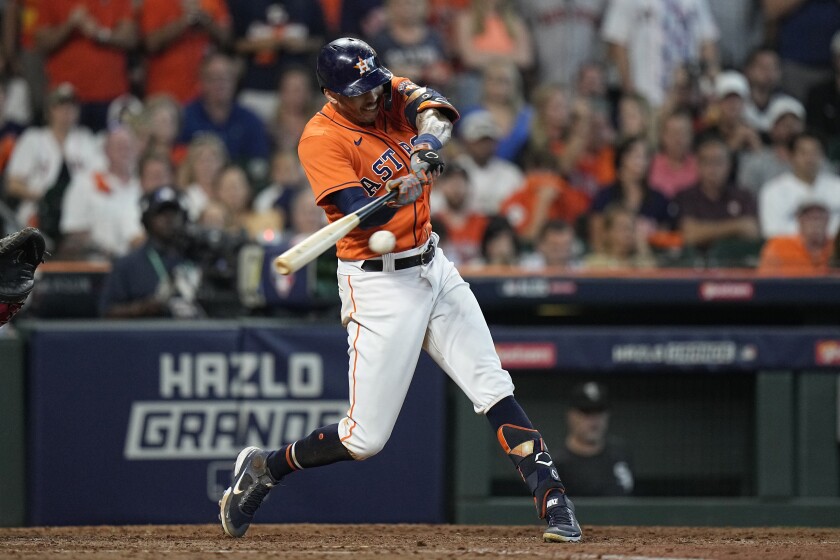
<box><xmin>316</xmin><ymin>37</ymin><xmax>393</xmax><ymax>97</ymax></box>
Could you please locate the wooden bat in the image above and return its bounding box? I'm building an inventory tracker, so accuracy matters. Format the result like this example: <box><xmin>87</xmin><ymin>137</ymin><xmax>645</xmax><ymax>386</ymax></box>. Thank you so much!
<box><xmin>273</xmin><ymin>189</ymin><xmax>399</xmax><ymax>275</ymax></box>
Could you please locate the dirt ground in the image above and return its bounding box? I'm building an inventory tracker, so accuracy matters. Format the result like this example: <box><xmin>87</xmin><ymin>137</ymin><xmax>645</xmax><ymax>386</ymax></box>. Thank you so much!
<box><xmin>1</xmin><ymin>524</ymin><xmax>839</xmax><ymax>560</ymax></box>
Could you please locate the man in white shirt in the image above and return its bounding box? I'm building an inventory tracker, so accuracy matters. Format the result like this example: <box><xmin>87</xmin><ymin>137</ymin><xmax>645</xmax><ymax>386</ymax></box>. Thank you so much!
<box><xmin>759</xmin><ymin>131</ymin><xmax>840</xmax><ymax>238</ymax></box>
<box><xmin>5</xmin><ymin>83</ymin><xmax>104</xmax><ymax>239</ymax></box>
<box><xmin>601</xmin><ymin>0</ymin><xmax>719</xmax><ymax>108</ymax></box>
<box><xmin>452</xmin><ymin>110</ymin><xmax>524</xmax><ymax>216</ymax></box>
<box><xmin>59</xmin><ymin>126</ymin><xmax>144</xmax><ymax>259</ymax></box>
<box><xmin>521</xmin><ymin>0</ymin><xmax>608</xmax><ymax>88</ymax></box>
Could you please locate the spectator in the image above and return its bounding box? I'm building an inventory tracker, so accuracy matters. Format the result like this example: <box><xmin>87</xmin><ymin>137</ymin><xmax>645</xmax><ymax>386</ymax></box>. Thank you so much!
<box><xmin>648</xmin><ymin>110</ymin><xmax>699</xmax><ymax>199</ymax></box>
<box><xmin>253</xmin><ymin>150</ymin><xmax>307</xmax><ymax>223</ymax></box>
<box><xmin>268</xmin><ymin>66</ymin><xmax>321</xmax><ymax>153</ymax></box>
<box><xmin>673</xmin><ymin>135</ymin><xmax>760</xmax><ymax>253</ymax></box>
<box><xmin>500</xmin><ymin>150</ymin><xmax>590</xmax><ymax>244</ymax></box>
<box><xmin>178</xmin><ymin>132</ymin><xmax>228</xmax><ymax>221</ymax></box>
<box><xmin>739</xmin><ymin>96</ymin><xmax>807</xmax><ymax>194</ymax></box>
<box><xmin>557</xmin><ymin>99</ymin><xmax>617</xmax><ymax>197</ymax></box>
<box><xmin>369</xmin><ymin>0</ymin><xmax>453</xmax><ymax>94</ymax></box>
<box><xmin>229</xmin><ymin>1</ymin><xmax>322</xmax><ymax>123</ymax></box>
<box><xmin>430</xmin><ymin>163</ymin><xmax>488</xmax><ymax>265</ymax></box>
<box><xmin>36</xmin><ymin>0</ymin><xmax>138</xmax><ymax>131</ymax></box>
<box><xmin>179</xmin><ymin>52</ymin><xmax>271</xmax><ymax>182</ymax></box>
<box><xmin>615</xmin><ymin>92</ymin><xmax>653</xmax><ymax>144</ymax></box>
<box><xmin>453</xmin><ymin>0</ymin><xmax>533</xmax><ymax>107</ymax></box>
<box><xmin>602</xmin><ymin>0</ymin><xmax>720</xmax><ymax>109</ymax></box>
<box><xmin>707</xmin><ymin>0</ymin><xmax>765</xmax><ymax>69</ymax></box>
<box><xmin>805</xmin><ymin>30</ymin><xmax>840</xmax><ymax>166</ymax></box>
<box><xmin>463</xmin><ymin>59</ymin><xmax>533</xmax><ymax>163</ymax></box>
<box><xmin>742</xmin><ymin>46</ymin><xmax>795</xmax><ymax>136</ymax></box>
<box><xmin>312</xmin><ymin>0</ymin><xmax>384</xmax><ymax>41</ymax></box>
<box><xmin>764</xmin><ymin>0</ymin><xmax>840</xmax><ymax>102</ymax></box>
<box><xmin>139</xmin><ymin>152</ymin><xmax>175</xmax><ymax>195</ymax></box>
<box><xmin>140</xmin><ymin>0</ymin><xmax>232</xmax><ymax>104</ymax></box>
<box><xmin>473</xmin><ymin>214</ymin><xmax>521</xmax><ymax>267</ymax></box>
<box><xmin>584</xmin><ymin>203</ymin><xmax>656</xmax><ymax>270</ymax></box>
<box><xmin>58</xmin><ymin>126</ymin><xmax>143</xmax><ymax>260</ymax></box>
<box><xmin>521</xmin><ymin>0</ymin><xmax>608</xmax><ymax>89</ymax></box>
<box><xmin>0</xmin><ymin>46</ymin><xmax>32</xmax><ymax>127</ymax></box>
<box><xmin>700</xmin><ymin>71</ymin><xmax>763</xmax><ymax>158</ymax></box>
<box><xmin>139</xmin><ymin>94</ymin><xmax>184</xmax><ymax>165</ymax></box>
<box><xmin>0</xmin><ymin>81</ymin><xmax>26</xmax><ymax>175</ymax></box>
<box><xmin>214</xmin><ymin>164</ymin><xmax>282</xmax><ymax>243</ymax></box>
<box><xmin>453</xmin><ymin>109</ymin><xmax>524</xmax><ymax>216</ymax></box>
<box><xmin>5</xmin><ymin>83</ymin><xmax>103</xmax><ymax>243</ymax></box>
<box><xmin>100</xmin><ymin>186</ymin><xmax>202</xmax><ymax>318</ymax></box>
<box><xmin>759</xmin><ymin>197</ymin><xmax>834</xmax><ymax>273</ymax></box>
<box><xmin>3</xmin><ymin>0</ymin><xmax>46</xmax><ymax>123</ymax></box>
<box><xmin>574</xmin><ymin>60</ymin><xmax>611</xmax><ymax>114</ymax></box>
<box><xmin>555</xmin><ymin>381</ymin><xmax>634</xmax><ymax>497</ymax></box>
<box><xmin>587</xmin><ymin>136</ymin><xmax>670</xmax><ymax>254</ymax></box>
<box><xmin>520</xmin><ymin>219</ymin><xmax>582</xmax><ymax>271</ymax></box>
<box><xmin>527</xmin><ymin>83</ymin><xmax>572</xmax><ymax>158</ymax></box>
<box><xmin>759</xmin><ymin>131</ymin><xmax>840</xmax><ymax>238</ymax></box>
<box><xmin>284</xmin><ymin>188</ymin><xmax>325</xmax><ymax>245</ymax></box>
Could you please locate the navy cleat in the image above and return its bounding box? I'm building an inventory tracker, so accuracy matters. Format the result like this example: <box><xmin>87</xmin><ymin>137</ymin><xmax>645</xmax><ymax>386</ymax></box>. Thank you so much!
<box><xmin>219</xmin><ymin>446</ymin><xmax>277</xmax><ymax>537</ymax></box>
<box><xmin>543</xmin><ymin>493</ymin><xmax>582</xmax><ymax>543</ymax></box>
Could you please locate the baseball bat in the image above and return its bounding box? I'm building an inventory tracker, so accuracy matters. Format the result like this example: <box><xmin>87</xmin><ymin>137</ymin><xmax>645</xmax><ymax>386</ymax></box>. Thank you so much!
<box><xmin>273</xmin><ymin>189</ymin><xmax>398</xmax><ymax>275</ymax></box>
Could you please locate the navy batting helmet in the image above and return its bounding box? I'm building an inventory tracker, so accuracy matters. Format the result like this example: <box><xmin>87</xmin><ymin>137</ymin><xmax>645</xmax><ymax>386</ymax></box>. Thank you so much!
<box><xmin>316</xmin><ymin>37</ymin><xmax>393</xmax><ymax>97</ymax></box>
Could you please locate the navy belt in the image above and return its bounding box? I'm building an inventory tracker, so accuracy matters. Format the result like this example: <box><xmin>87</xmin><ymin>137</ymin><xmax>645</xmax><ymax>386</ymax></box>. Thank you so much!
<box><xmin>361</xmin><ymin>241</ymin><xmax>436</xmax><ymax>272</ymax></box>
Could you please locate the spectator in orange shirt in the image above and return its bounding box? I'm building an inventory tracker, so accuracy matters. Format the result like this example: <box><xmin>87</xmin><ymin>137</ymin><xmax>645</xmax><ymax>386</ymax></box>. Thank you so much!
<box><xmin>501</xmin><ymin>150</ymin><xmax>590</xmax><ymax>244</ymax></box>
<box><xmin>140</xmin><ymin>0</ymin><xmax>232</xmax><ymax>103</ymax></box>
<box><xmin>36</xmin><ymin>0</ymin><xmax>138</xmax><ymax>132</ymax></box>
<box><xmin>759</xmin><ymin>198</ymin><xmax>833</xmax><ymax>273</ymax></box>
<box><xmin>431</xmin><ymin>163</ymin><xmax>488</xmax><ymax>265</ymax></box>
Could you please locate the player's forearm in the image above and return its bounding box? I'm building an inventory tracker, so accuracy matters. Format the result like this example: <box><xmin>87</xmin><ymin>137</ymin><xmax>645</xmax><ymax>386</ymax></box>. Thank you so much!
<box><xmin>415</xmin><ymin>109</ymin><xmax>452</xmax><ymax>147</ymax></box>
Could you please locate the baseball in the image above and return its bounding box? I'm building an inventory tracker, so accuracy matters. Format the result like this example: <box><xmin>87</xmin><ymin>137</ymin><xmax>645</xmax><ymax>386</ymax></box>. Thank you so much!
<box><xmin>368</xmin><ymin>230</ymin><xmax>396</xmax><ymax>254</ymax></box>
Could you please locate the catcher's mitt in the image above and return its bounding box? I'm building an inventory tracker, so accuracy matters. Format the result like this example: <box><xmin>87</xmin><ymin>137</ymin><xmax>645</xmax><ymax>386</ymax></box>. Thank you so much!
<box><xmin>0</xmin><ymin>227</ymin><xmax>47</xmax><ymax>325</ymax></box>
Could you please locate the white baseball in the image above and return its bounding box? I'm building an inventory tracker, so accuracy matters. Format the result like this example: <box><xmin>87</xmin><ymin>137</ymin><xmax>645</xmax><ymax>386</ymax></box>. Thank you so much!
<box><xmin>368</xmin><ymin>230</ymin><xmax>396</xmax><ymax>254</ymax></box>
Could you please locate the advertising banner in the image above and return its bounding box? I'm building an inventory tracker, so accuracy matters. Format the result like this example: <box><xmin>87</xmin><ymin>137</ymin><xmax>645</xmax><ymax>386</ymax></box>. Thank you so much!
<box><xmin>28</xmin><ymin>324</ymin><xmax>446</xmax><ymax>525</ymax></box>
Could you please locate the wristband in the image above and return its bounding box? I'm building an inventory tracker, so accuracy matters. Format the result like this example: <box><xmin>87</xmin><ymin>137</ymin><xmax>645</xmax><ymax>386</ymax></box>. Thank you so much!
<box><xmin>414</xmin><ymin>133</ymin><xmax>442</xmax><ymax>151</ymax></box>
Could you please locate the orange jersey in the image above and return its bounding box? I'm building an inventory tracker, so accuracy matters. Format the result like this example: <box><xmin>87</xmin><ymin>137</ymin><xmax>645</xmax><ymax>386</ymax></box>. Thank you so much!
<box><xmin>500</xmin><ymin>171</ymin><xmax>591</xmax><ymax>237</ymax></box>
<box><xmin>759</xmin><ymin>235</ymin><xmax>833</xmax><ymax>273</ymax></box>
<box><xmin>298</xmin><ymin>76</ymin><xmax>458</xmax><ymax>260</ymax></box>
<box><xmin>140</xmin><ymin>0</ymin><xmax>231</xmax><ymax>103</ymax></box>
<box><xmin>38</xmin><ymin>0</ymin><xmax>133</xmax><ymax>102</ymax></box>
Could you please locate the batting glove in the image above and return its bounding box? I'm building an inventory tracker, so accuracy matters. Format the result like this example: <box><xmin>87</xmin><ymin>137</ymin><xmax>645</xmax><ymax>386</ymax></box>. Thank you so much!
<box><xmin>385</xmin><ymin>174</ymin><xmax>424</xmax><ymax>207</ymax></box>
<box><xmin>410</xmin><ymin>134</ymin><xmax>445</xmax><ymax>178</ymax></box>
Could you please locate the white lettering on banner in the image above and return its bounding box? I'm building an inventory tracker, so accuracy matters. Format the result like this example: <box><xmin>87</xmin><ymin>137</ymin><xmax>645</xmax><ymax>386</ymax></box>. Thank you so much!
<box><xmin>127</xmin><ymin>351</ymin><xmax>336</xmax><ymax>460</ymax></box>
<box><xmin>158</xmin><ymin>352</ymin><xmax>320</xmax><ymax>399</ymax></box>
<box><xmin>124</xmin><ymin>401</ymin><xmax>345</xmax><ymax>459</ymax></box>
<box><xmin>611</xmin><ymin>342</ymin><xmax>738</xmax><ymax>365</ymax></box>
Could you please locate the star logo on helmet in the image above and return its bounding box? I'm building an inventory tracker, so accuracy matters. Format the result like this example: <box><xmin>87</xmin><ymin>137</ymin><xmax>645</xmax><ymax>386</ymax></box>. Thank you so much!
<box><xmin>354</xmin><ymin>55</ymin><xmax>376</xmax><ymax>76</ymax></box>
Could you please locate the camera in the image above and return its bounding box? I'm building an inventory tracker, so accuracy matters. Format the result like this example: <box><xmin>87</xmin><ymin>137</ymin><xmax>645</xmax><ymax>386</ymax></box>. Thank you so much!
<box><xmin>178</xmin><ymin>224</ymin><xmax>250</xmax><ymax>316</ymax></box>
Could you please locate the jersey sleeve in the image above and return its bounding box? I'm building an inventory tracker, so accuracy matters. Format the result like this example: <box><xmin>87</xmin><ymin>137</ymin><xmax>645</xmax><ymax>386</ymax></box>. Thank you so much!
<box><xmin>298</xmin><ymin>133</ymin><xmax>362</xmax><ymax>203</ymax></box>
<box><xmin>391</xmin><ymin>76</ymin><xmax>460</xmax><ymax>128</ymax></box>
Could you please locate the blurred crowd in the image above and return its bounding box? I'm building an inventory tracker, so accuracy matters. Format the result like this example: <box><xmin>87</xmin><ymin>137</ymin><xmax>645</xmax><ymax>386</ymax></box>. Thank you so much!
<box><xmin>2</xmin><ymin>0</ymin><xmax>840</xmax><ymax>281</ymax></box>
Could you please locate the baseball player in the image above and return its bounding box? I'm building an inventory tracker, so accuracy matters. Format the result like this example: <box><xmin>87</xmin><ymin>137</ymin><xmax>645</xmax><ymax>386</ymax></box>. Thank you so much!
<box><xmin>219</xmin><ymin>37</ymin><xmax>582</xmax><ymax>543</ymax></box>
<box><xmin>0</xmin><ymin>227</ymin><xmax>47</xmax><ymax>327</ymax></box>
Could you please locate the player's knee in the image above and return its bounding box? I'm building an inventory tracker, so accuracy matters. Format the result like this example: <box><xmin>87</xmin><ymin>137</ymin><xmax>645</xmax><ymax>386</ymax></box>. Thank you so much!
<box><xmin>346</xmin><ymin>432</ymin><xmax>389</xmax><ymax>460</ymax></box>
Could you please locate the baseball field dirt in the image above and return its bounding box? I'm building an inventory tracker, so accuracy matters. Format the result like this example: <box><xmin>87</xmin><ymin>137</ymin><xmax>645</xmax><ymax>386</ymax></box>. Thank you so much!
<box><xmin>1</xmin><ymin>524</ymin><xmax>839</xmax><ymax>559</ymax></box>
